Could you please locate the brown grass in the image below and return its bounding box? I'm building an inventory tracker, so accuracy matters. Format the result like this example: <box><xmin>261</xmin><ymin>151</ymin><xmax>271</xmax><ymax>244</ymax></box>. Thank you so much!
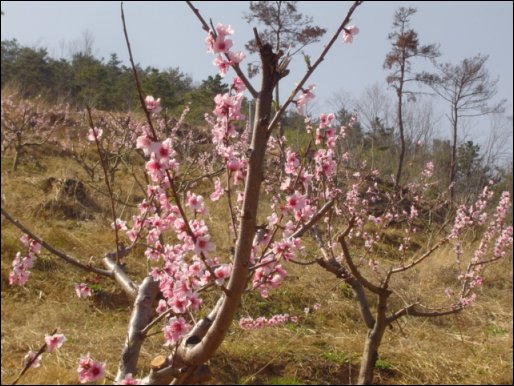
<box><xmin>1</xmin><ymin>135</ymin><xmax>512</xmax><ymax>385</ymax></box>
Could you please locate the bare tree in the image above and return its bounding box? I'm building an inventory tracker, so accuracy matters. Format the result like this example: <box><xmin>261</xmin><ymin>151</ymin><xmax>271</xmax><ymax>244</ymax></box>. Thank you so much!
<box><xmin>420</xmin><ymin>54</ymin><xmax>505</xmax><ymax>203</ymax></box>
<box><xmin>354</xmin><ymin>83</ymin><xmax>395</xmax><ymax>173</ymax></box>
<box><xmin>384</xmin><ymin>7</ymin><xmax>439</xmax><ymax>188</ymax></box>
<box><xmin>483</xmin><ymin>113</ymin><xmax>513</xmax><ymax>170</ymax></box>
<box><xmin>244</xmin><ymin>1</ymin><xmax>326</xmax><ymax>136</ymax></box>
<box><xmin>68</xmin><ymin>29</ymin><xmax>96</xmax><ymax>58</ymax></box>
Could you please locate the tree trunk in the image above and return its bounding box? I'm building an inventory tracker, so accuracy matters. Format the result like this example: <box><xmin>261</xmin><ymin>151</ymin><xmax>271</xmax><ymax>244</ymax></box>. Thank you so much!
<box><xmin>394</xmin><ymin>62</ymin><xmax>406</xmax><ymax>188</ymax></box>
<box><xmin>357</xmin><ymin>292</ymin><xmax>389</xmax><ymax>385</ymax></box>
<box><xmin>449</xmin><ymin>105</ymin><xmax>458</xmax><ymax>204</ymax></box>
<box><xmin>358</xmin><ymin>326</ymin><xmax>385</xmax><ymax>385</ymax></box>
<box><xmin>115</xmin><ymin>276</ymin><xmax>160</xmax><ymax>382</ymax></box>
<box><xmin>13</xmin><ymin>146</ymin><xmax>21</xmax><ymax>171</ymax></box>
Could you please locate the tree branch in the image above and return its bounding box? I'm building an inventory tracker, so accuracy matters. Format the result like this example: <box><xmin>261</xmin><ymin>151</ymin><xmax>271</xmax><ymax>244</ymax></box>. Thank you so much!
<box><xmin>386</xmin><ymin>303</ymin><xmax>463</xmax><ymax>325</ymax></box>
<box><xmin>1</xmin><ymin>207</ymin><xmax>114</xmax><ymax>278</ymax></box>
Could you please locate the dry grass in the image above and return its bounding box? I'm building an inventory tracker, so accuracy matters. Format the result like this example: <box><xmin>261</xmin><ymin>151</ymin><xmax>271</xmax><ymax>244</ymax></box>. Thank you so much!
<box><xmin>1</xmin><ymin>139</ymin><xmax>512</xmax><ymax>385</ymax></box>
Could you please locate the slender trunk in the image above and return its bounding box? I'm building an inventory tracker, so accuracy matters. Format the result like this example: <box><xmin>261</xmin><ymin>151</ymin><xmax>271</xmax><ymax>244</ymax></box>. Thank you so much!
<box><xmin>358</xmin><ymin>292</ymin><xmax>389</xmax><ymax>385</ymax></box>
<box><xmin>13</xmin><ymin>132</ymin><xmax>22</xmax><ymax>171</ymax></box>
<box><xmin>449</xmin><ymin>104</ymin><xmax>458</xmax><ymax>204</ymax></box>
<box><xmin>395</xmin><ymin>62</ymin><xmax>406</xmax><ymax>188</ymax></box>
<box><xmin>358</xmin><ymin>329</ymin><xmax>381</xmax><ymax>385</ymax></box>
<box><xmin>13</xmin><ymin>147</ymin><xmax>21</xmax><ymax>171</ymax></box>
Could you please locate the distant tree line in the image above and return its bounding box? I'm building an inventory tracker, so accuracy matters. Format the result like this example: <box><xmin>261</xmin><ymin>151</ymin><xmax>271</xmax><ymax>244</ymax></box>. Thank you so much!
<box><xmin>1</xmin><ymin>39</ymin><xmax>228</xmax><ymax>123</ymax></box>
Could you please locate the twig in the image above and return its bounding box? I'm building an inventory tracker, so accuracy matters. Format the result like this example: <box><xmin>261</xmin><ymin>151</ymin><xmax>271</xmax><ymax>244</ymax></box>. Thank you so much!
<box><xmin>86</xmin><ymin>107</ymin><xmax>121</xmax><ymax>264</ymax></box>
<box><xmin>11</xmin><ymin>328</ymin><xmax>57</xmax><ymax>385</ymax></box>
<box><xmin>185</xmin><ymin>1</ymin><xmax>258</xmax><ymax>98</ymax></box>
<box><xmin>120</xmin><ymin>2</ymin><xmax>158</xmax><ymax>139</ymax></box>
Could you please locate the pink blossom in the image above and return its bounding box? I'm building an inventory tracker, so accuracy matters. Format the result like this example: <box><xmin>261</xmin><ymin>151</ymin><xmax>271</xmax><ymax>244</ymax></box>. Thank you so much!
<box><xmin>422</xmin><ymin>161</ymin><xmax>434</xmax><ymax>178</ymax></box>
<box><xmin>23</xmin><ymin>350</ymin><xmax>42</xmax><ymax>368</ymax></box>
<box><xmin>342</xmin><ymin>25</ymin><xmax>359</xmax><ymax>43</ymax></box>
<box><xmin>75</xmin><ymin>283</ymin><xmax>93</xmax><ymax>299</ymax></box>
<box><xmin>136</xmin><ymin>135</ymin><xmax>152</xmax><ymax>155</ymax></box>
<box><xmin>213</xmin><ymin>55</ymin><xmax>231</xmax><ymax>77</ymax></box>
<box><xmin>206</xmin><ymin>32</ymin><xmax>233</xmax><ymax>54</ymax></box>
<box><xmin>409</xmin><ymin>205</ymin><xmax>418</xmax><ymax>220</ymax></box>
<box><xmin>228</xmin><ymin>51</ymin><xmax>245</xmax><ymax>65</ymax></box>
<box><xmin>232</xmin><ymin>76</ymin><xmax>246</xmax><ymax>93</ymax></box>
<box><xmin>77</xmin><ymin>353</ymin><xmax>105</xmax><ymax>384</ymax></box>
<box><xmin>213</xmin><ymin>93</ymin><xmax>244</xmax><ymax>121</ymax></box>
<box><xmin>314</xmin><ymin>149</ymin><xmax>336</xmax><ymax>178</ymax></box>
<box><xmin>195</xmin><ymin>235</ymin><xmax>216</xmax><ymax>255</ymax></box>
<box><xmin>163</xmin><ymin>316</ymin><xmax>191</xmax><ymax>346</ymax></box>
<box><xmin>146</xmin><ymin>154</ymin><xmax>163</xmax><ymax>173</ymax></box>
<box><xmin>295</xmin><ymin>85</ymin><xmax>315</xmax><ymax>115</ymax></box>
<box><xmin>156</xmin><ymin>299</ymin><xmax>167</xmax><ymax>314</ymax></box>
<box><xmin>267</xmin><ymin>212</ymin><xmax>280</xmax><ymax>226</ymax></box>
<box><xmin>186</xmin><ymin>192</ymin><xmax>206</xmax><ymax>214</ymax></box>
<box><xmin>207</xmin><ymin>22</ymin><xmax>234</xmax><ymax>56</ymax></box>
<box><xmin>156</xmin><ymin>138</ymin><xmax>174</xmax><ymax>160</ymax></box>
<box><xmin>319</xmin><ymin>113</ymin><xmax>335</xmax><ymax>128</ymax></box>
<box><xmin>285</xmin><ymin>149</ymin><xmax>300</xmax><ymax>174</ymax></box>
<box><xmin>45</xmin><ymin>333</ymin><xmax>67</xmax><ymax>353</ymax></box>
<box><xmin>9</xmin><ymin>266</ymin><xmax>30</xmax><ymax>286</ymax></box>
<box><xmin>470</xmin><ymin>276</ymin><xmax>483</xmax><ymax>288</ymax></box>
<box><xmin>210</xmin><ymin>178</ymin><xmax>223</xmax><ymax>201</ymax></box>
<box><xmin>239</xmin><ymin>317</ymin><xmax>256</xmax><ymax>330</ymax></box>
<box><xmin>214</xmin><ymin>264</ymin><xmax>232</xmax><ymax>286</ymax></box>
<box><xmin>20</xmin><ymin>235</ymin><xmax>41</xmax><ymax>253</ymax></box>
<box><xmin>111</xmin><ymin>218</ymin><xmax>128</xmax><ymax>231</ymax></box>
<box><xmin>459</xmin><ymin>293</ymin><xmax>477</xmax><ymax>307</ymax></box>
<box><xmin>145</xmin><ymin>95</ymin><xmax>161</xmax><ymax>113</ymax></box>
<box><xmin>189</xmin><ymin>293</ymin><xmax>203</xmax><ymax>311</ymax></box>
<box><xmin>239</xmin><ymin>314</ymin><xmax>295</xmax><ymax>330</ymax></box>
<box><xmin>215</xmin><ymin>23</ymin><xmax>234</xmax><ymax>37</ymax></box>
<box><xmin>118</xmin><ymin>373</ymin><xmax>141</xmax><ymax>385</ymax></box>
<box><xmin>126</xmin><ymin>229</ymin><xmax>138</xmax><ymax>243</ymax></box>
<box><xmin>170</xmin><ymin>296</ymin><xmax>191</xmax><ymax>314</ymax></box>
<box><xmin>494</xmin><ymin>226</ymin><xmax>513</xmax><ymax>258</ymax></box>
<box><xmin>87</xmin><ymin>127</ymin><xmax>103</xmax><ymax>142</ymax></box>
<box><xmin>287</xmin><ymin>191</ymin><xmax>307</xmax><ymax>211</ymax></box>
<box><xmin>227</xmin><ymin>157</ymin><xmax>242</xmax><ymax>172</ymax></box>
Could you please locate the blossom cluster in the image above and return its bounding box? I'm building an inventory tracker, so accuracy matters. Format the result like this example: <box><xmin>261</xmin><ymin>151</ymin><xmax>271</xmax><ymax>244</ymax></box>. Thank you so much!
<box><xmin>74</xmin><ymin>282</ymin><xmax>93</xmax><ymax>298</ymax></box>
<box><xmin>239</xmin><ymin>313</ymin><xmax>297</xmax><ymax>330</ymax></box>
<box><xmin>10</xmin><ymin>234</ymin><xmax>41</xmax><ymax>286</ymax></box>
<box><xmin>22</xmin><ymin>333</ymin><xmax>67</xmax><ymax>373</ymax></box>
<box><xmin>77</xmin><ymin>353</ymin><xmax>106</xmax><ymax>384</ymax></box>
<box><xmin>163</xmin><ymin>316</ymin><xmax>192</xmax><ymax>346</ymax></box>
<box><xmin>206</xmin><ymin>23</ymin><xmax>245</xmax><ymax>77</ymax></box>
<box><xmin>136</xmin><ymin>134</ymin><xmax>179</xmax><ymax>182</ymax></box>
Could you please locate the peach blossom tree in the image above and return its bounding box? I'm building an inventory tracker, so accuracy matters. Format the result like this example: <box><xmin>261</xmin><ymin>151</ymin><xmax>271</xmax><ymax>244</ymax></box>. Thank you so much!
<box><xmin>2</xmin><ymin>2</ymin><xmax>512</xmax><ymax>386</ymax></box>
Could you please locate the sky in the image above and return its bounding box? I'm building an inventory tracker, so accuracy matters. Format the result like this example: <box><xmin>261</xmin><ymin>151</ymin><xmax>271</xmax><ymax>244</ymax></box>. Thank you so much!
<box><xmin>1</xmin><ymin>1</ymin><xmax>513</xmax><ymax>156</ymax></box>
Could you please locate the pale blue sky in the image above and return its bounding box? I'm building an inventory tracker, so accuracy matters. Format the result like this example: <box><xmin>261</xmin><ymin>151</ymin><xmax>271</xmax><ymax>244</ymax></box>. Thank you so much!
<box><xmin>1</xmin><ymin>1</ymin><xmax>513</xmax><ymax>153</ymax></box>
